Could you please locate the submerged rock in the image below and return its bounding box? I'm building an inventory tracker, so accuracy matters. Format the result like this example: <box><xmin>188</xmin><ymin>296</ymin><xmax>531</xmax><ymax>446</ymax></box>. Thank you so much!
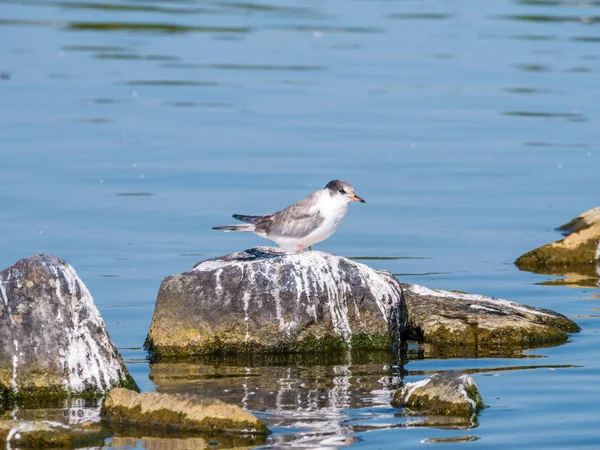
<box><xmin>516</xmin><ymin>207</ymin><xmax>600</xmax><ymax>278</ymax></box>
<box><xmin>0</xmin><ymin>254</ymin><xmax>136</xmax><ymax>400</ymax></box>
<box><xmin>146</xmin><ymin>247</ymin><xmax>407</xmax><ymax>356</ymax></box>
<box><xmin>101</xmin><ymin>388</ymin><xmax>269</xmax><ymax>435</ymax></box>
<box><xmin>0</xmin><ymin>419</ymin><xmax>106</xmax><ymax>448</ymax></box>
<box><xmin>402</xmin><ymin>283</ymin><xmax>580</xmax><ymax>354</ymax></box>
<box><xmin>391</xmin><ymin>371</ymin><xmax>484</xmax><ymax>418</ymax></box>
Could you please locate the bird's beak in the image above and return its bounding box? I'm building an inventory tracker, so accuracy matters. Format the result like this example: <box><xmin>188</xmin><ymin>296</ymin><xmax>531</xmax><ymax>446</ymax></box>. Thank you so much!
<box><xmin>349</xmin><ymin>195</ymin><xmax>366</xmax><ymax>203</ymax></box>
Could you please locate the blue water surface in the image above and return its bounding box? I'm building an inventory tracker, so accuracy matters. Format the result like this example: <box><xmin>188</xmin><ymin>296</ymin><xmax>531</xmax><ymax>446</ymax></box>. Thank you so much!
<box><xmin>1</xmin><ymin>0</ymin><xmax>599</xmax><ymax>447</ymax></box>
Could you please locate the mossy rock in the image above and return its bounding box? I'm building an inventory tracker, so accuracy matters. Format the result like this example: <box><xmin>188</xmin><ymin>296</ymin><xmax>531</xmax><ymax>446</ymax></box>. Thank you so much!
<box><xmin>146</xmin><ymin>247</ymin><xmax>407</xmax><ymax>356</ymax></box>
<box><xmin>515</xmin><ymin>221</ymin><xmax>600</xmax><ymax>276</ymax></box>
<box><xmin>392</xmin><ymin>371</ymin><xmax>485</xmax><ymax>417</ymax></box>
<box><xmin>402</xmin><ymin>283</ymin><xmax>580</xmax><ymax>355</ymax></box>
<box><xmin>101</xmin><ymin>388</ymin><xmax>269</xmax><ymax>436</ymax></box>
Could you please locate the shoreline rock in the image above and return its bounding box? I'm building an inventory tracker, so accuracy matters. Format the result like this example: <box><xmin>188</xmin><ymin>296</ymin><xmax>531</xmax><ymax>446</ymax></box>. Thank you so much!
<box><xmin>0</xmin><ymin>254</ymin><xmax>137</xmax><ymax>402</ymax></box>
<box><xmin>146</xmin><ymin>247</ymin><xmax>407</xmax><ymax>356</ymax></box>
<box><xmin>101</xmin><ymin>388</ymin><xmax>269</xmax><ymax>436</ymax></box>
<box><xmin>402</xmin><ymin>283</ymin><xmax>580</xmax><ymax>354</ymax></box>
<box><xmin>516</xmin><ymin>207</ymin><xmax>600</xmax><ymax>278</ymax></box>
<box><xmin>391</xmin><ymin>371</ymin><xmax>484</xmax><ymax>419</ymax></box>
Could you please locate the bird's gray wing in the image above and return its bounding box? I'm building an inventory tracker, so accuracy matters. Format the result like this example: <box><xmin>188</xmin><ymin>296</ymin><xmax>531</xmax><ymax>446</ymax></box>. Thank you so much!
<box><xmin>255</xmin><ymin>193</ymin><xmax>324</xmax><ymax>238</ymax></box>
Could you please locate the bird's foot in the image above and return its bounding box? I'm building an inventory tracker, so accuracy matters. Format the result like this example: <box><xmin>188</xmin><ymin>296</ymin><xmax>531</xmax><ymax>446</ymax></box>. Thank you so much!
<box><xmin>308</xmin><ymin>246</ymin><xmax>313</xmax><ymax>251</ymax></box>
<box><xmin>298</xmin><ymin>245</ymin><xmax>304</xmax><ymax>253</ymax></box>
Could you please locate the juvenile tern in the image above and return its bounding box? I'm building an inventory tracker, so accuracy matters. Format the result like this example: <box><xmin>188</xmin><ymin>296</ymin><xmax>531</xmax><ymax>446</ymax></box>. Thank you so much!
<box><xmin>212</xmin><ymin>180</ymin><xmax>365</xmax><ymax>252</ymax></box>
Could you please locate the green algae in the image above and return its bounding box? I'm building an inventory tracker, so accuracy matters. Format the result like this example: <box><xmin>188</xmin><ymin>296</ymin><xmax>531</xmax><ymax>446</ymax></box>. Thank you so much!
<box><xmin>464</xmin><ymin>384</ymin><xmax>486</xmax><ymax>412</ymax></box>
<box><xmin>421</xmin><ymin>322</ymin><xmax>570</xmax><ymax>352</ymax></box>
<box><xmin>515</xmin><ymin>237</ymin><xmax>599</xmax><ymax>275</ymax></box>
<box><xmin>103</xmin><ymin>404</ymin><xmax>268</xmax><ymax>434</ymax></box>
<box><xmin>146</xmin><ymin>327</ymin><xmax>393</xmax><ymax>357</ymax></box>
<box><xmin>392</xmin><ymin>379</ymin><xmax>485</xmax><ymax>417</ymax></box>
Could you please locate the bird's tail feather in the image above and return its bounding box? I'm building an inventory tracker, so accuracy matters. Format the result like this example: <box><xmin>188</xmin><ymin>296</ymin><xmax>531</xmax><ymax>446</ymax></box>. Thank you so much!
<box><xmin>232</xmin><ymin>214</ymin><xmax>262</xmax><ymax>224</ymax></box>
<box><xmin>212</xmin><ymin>224</ymin><xmax>255</xmax><ymax>232</ymax></box>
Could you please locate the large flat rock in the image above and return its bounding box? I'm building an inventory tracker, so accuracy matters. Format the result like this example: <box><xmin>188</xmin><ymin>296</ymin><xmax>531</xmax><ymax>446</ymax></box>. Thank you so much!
<box><xmin>101</xmin><ymin>388</ymin><xmax>269</xmax><ymax>436</ymax></box>
<box><xmin>0</xmin><ymin>254</ymin><xmax>136</xmax><ymax>400</ymax></box>
<box><xmin>146</xmin><ymin>247</ymin><xmax>407</xmax><ymax>356</ymax></box>
<box><xmin>402</xmin><ymin>283</ymin><xmax>580</xmax><ymax>354</ymax></box>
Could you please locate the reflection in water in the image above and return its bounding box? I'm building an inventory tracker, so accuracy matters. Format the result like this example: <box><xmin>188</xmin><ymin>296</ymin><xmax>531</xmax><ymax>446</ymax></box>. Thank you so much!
<box><xmin>499</xmin><ymin>14</ymin><xmax>600</xmax><ymax>23</ymax></box>
<box><xmin>95</xmin><ymin>53</ymin><xmax>180</xmax><ymax>61</ymax></box>
<box><xmin>68</xmin><ymin>22</ymin><xmax>252</xmax><ymax>33</ymax></box>
<box><xmin>502</xmin><ymin>111</ymin><xmax>586</xmax><ymax>121</ymax></box>
<box><xmin>388</xmin><ymin>13</ymin><xmax>453</xmax><ymax>20</ymax></box>
<box><xmin>1</xmin><ymin>398</ymin><xmax>101</xmax><ymax>425</ymax></box>
<box><xmin>109</xmin><ymin>435</ymin><xmax>264</xmax><ymax>449</ymax></box>
<box><xmin>514</xmin><ymin>63</ymin><xmax>552</xmax><ymax>72</ymax></box>
<box><xmin>505</xmin><ymin>87</ymin><xmax>553</xmax><ymax>94</ymax></box>
<box><xmin>538</xmin><ymin>271</ymin><xmax>600</xmax><ymax>288</ymax></box>
<box><xmin>150</xmin><ymin>352</ymin><xmax>407</xmax><ymax>446</ymax></box>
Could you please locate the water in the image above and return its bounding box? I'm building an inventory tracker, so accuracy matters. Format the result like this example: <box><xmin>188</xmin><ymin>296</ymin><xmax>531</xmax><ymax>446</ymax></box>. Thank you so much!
<box><xmin>1</xmin><ymin>0</ymin><xmax>599</xmax><ymax>447</ymax></box>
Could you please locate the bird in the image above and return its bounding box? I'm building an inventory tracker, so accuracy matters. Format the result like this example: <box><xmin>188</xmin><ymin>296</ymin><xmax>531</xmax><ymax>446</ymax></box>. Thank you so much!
<box><xmin>212</xmin><ymin>180</ymin><xmax>365</xmax><ymax>253</ymax></box>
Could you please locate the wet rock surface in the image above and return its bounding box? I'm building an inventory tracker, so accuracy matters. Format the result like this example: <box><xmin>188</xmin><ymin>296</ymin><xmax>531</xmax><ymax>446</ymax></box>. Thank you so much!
<box><xmin>516</xmin><ymin>207</ymin><xmax>600</xmax><ymax>281</ymax></box>
<box><xmin>402</xmin><ymin>283</ymin><xmax>580</xmax><ymax>354</ymax></box>
<box><xmin>101</xmin><ymin>388</ymin><xmax>269</xmax><ymax>436</ymax></box>
<box><xmin>0</xmin><ymin>419</ymin><xmax>106</xmax><ymax>448</ymax></box>
<box><xmin>0</xmin><ymin>254</ymin><xmax>136</xmax><ymax>400</ymax></box>
<box><xmin>146</xmin><ymin>247</ymin><xmax>407</xmax><ymax>356</ymax></box>
<box><xmin>391</xmin><ymin>371</ymin><xmax>484</xmax><ymax>418</ymax></box>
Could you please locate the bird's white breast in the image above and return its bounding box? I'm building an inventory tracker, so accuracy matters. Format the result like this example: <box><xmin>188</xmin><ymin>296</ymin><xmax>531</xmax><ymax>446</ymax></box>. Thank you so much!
<box><xmin>268</xmin><ymin>190</ymin><xmax>350</xmax><ymax>251</ymax></box>
<box><xmin>300</xmin><ymin>190</ymin><xmax>349</xmax><ymax>245</ymax></box>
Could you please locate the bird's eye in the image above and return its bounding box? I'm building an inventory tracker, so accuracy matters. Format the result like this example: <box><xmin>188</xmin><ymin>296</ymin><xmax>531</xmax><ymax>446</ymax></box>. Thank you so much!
<box><xmin>339</xmin><ymin>189</ymin><xmax>346</xmax><ymax>194</ymax></box>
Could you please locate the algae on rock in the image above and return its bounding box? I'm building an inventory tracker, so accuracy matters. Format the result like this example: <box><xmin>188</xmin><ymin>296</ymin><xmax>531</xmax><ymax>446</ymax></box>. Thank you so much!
<box><xmin>402</xmin><ymin>283</ymin><xmax>580</xmax><ymax>356</ymax></box>
<box><xmin>101</xmin><ymin>388</ymin><xmax>269</xmax><ymax>436</ymax></box>
<box><xmin>391</xmin><ymin>370</ymin><xmax>485</xmax><ymax>419</ymax></box>
<box><xmin>515</xmin><ymin>207</ymin><xmax>600</xmax><ymax>284</ymax></box>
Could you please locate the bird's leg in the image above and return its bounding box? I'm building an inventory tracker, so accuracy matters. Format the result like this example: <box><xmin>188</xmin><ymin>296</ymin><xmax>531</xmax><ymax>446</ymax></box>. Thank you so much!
<box><xmin>308</xmin><ymin>246</ymin><xmax>313</xmax><ymax>251</ymax></box>
<box><xmin>298</xmin><ymin>245</ymin><xmax>304</xmax><ymax>253</ymax></box>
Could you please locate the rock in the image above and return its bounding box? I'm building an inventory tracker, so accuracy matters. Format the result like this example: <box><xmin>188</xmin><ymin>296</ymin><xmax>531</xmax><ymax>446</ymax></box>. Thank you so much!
<box><xmin>557</xmin><ymin>206</ymin><xmax>600</xmax><ymax>234</ymax></box>
<box><xmin>391</xmin><ymin>371</ymin><xmax>484</xmax><ymax>417</ymax></box>
<box><xmin>101</xmin><ymin>388</ymin><xmax>269</xmax><ymax>435</ymax></box>
<box><xmin>402</xmin><ymin>283</ymin><xmax>580</xmax><ymax>354</ymax></box>
<box><xmin>0</xmin><ymin>419</ymin><xmax>106</xmax><ymax>447</ymax></box>
<box><xmin>146</xmin><ymin>247</ymin><xmax>407</xmax><ymax>356</ymax></box>
<box><xmin>515</xmin><ymin>208</ymin><xmax>600</xmax><ymax>277</ymax></box>
<box><xmin>0</xmin><ymin>254</ymin><xmax>137</xmax><ymax>400</ymax></box>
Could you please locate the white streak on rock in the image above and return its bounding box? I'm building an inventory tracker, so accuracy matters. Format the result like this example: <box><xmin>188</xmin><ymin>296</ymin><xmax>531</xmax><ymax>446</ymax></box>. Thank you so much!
<box><xmin>408</xmin><ymin>284</ymin><xmax>555</xmax><ymax>318</ymax></box>
<box><xmin>458</xmin><ymin>374</ymin><xmax>478</xmax><ymax>410</ymax></box>
<box><xmin>190</xmin><ymin>248</ymin><xmax>403</xmax><ymax>342</ymax></box>
<box><xmin>57</xmin><ymin>263</ymin><xmax>124</xmax><ymax>393</ymax></box>
<box><xmin>242</xmin><ymin>291</ymin><xmax>251</xmax><ymax>341</ymax></box>
<box><xmin>402</xmin><ymin>378</ymin><xmax>431</xmax><ymax>404</ymax></box>
<box><xmin>0</xmin><ymin>275</ymin><xmax>15</xmax><ymax>325</ymax></box>
<box><xmin>214</xmin><ymin>268</ymin><xmax>223</xmax><ymax>295</ymax></box>
<box><xmin>469</xmin><ymin>304</ymin><xmax>499</xmax><ymax>313</ymax></box>
<box><xmin>11</xmin><ymin>340</ymin><xmax>19</xmax><ymax>393</ymax></box>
